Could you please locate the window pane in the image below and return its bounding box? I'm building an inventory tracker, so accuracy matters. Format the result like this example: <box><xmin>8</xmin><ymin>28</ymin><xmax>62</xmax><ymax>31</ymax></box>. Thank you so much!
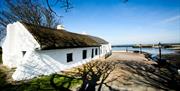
<box><xmin>95</xmin><ymin>48</ymin><xmax>98</xmax><ymax>55</ymax></box>
<box><xmin>91</xmin><ymin>49</ymin><xmax>94</xmax><ymax>58</ymax></box>
<box><xmin>67</xmin><ymin>53</ymin><xmax>73</xmax><ymax>62</ymax></box>
<box><xmin>22</xmin><ymin>51</ymin><xmax>26</xmax><ymax>56</ymax></box>
<box><xmin>82</xmin><ymin>50</ymin><xmax>87</xmax><ymax>59</ymax></box>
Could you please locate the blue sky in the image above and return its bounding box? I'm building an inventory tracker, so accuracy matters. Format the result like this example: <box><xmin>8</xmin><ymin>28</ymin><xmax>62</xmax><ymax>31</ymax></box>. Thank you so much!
<box><xmin>1</xmin><ymin>0</ymin><xmax>179</xmax><ymax>45</ymax></box>
<box><xmin>55</xmin><ymin>0</ymin><xmax>180</xmax><ymax>45</ymax></box>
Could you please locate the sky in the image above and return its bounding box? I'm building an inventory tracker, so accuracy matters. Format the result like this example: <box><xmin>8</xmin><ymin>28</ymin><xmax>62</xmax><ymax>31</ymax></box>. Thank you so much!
<box><xmin>54</xmin><ymin>0</ymin><xmax>180</xmax><ymax>45</ymax></box>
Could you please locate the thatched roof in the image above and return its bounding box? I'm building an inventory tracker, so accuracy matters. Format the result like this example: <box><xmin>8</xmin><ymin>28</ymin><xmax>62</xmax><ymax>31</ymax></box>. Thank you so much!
<box><xmin>22</xmin><ymin>22</ymin><xmax>108</xmax><ymax>50</ymax></box>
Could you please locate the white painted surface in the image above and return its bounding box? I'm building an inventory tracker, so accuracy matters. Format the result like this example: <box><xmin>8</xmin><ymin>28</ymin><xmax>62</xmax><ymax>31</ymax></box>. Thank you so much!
<box><xmin>100</xmin><ymin>44</ymin><xmax>112</xmax><ymax>56</ymax></box>
<box><xmin>2</xmin><ymin>21</ymin><xmax>112</xmax><ymax>81</ymax></box>
<box><xmin>12</xmin><ymin>47</ymin><xmax>101</xmax><ymax>80</ymax></box>
<box><xmin>2</xmin><ymin>22</ymin><xmax>40</xmax><ymax>68</ymax></box>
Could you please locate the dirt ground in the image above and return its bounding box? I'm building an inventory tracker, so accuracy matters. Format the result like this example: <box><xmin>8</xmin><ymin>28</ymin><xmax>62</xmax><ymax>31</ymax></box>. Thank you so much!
<box><xmin>98</xmin><ymin>52</ymin><xmax>179</xmax><ymax>91</ymax></box>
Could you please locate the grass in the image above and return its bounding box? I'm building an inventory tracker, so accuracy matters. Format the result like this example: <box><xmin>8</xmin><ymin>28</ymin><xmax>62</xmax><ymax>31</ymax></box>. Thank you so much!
<box><xmin>0</xmin><ymin>71</ymin><xmax>82</xmax><ymax>91</ymax></box>
<box><xmin>53</xmin><ymin>75</ymin><xmax>82</xmax><ymax>88</ymax></box>
<box><xmin>0</xmin><ymin>67</ymin><xmax>7</xmax><ymax>87</ymax></box>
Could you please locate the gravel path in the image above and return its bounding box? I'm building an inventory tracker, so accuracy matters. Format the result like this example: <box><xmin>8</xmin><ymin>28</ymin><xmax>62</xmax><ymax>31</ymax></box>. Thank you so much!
<box><xmin>108</xmin><ymin>51</ymin><xmax>148</xmax><ymax>61</ymax></box>
<box><xmin>98</xmin><ymin>51</ymin><xmax>176</xmax><ymax>91</ymax></box>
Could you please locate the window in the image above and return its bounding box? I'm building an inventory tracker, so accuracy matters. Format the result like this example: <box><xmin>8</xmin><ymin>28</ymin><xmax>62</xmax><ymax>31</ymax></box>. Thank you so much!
<box><xmin>82</xmin><ymin>50</ymin><xmax>87</xmax><ymax>59</ymax></box>
<box><xmin>95</xmin><ymin>48</ymin><xmax>98</xmax><ymax>55</ymax></box>
<box><xmin>91</xmin><ymin>49</ymin><xmax>94</xmax><ymax>58</ymax></box>
<box><xmin>67</xmin><ymin>53</ymin><xmax>73</xmax><ymax>62</ymax></box>
<box><xmin>22</xmin><ymin>51</ymin><xmax>26</xmax><ymax>56</ymax></box>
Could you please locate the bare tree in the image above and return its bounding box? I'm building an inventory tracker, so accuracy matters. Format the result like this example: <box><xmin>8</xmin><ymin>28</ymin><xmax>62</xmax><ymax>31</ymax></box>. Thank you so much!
<box><xmin>0</xmin><ymin>0</ymin><xmax>72</xmax><ymax>40</ymax></box>
<box><xmin>0</xmin><ymin>0</ymin><xmax>68</xmax><ymax>28</ymax></box>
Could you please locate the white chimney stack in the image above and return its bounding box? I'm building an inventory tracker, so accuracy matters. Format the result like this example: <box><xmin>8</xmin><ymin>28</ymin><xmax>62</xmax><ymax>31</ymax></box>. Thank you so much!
<box><xmin>57</xmin><ymin>25</ymin><xmax>65</xmax><ymax>30</ymax></box>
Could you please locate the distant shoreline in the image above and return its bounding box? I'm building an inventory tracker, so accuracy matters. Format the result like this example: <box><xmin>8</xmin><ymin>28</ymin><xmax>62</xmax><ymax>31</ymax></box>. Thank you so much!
<box><xmin>112</xmin><ymin>43</ymin><xmax>180</xmax><ymax>50</ymax></box>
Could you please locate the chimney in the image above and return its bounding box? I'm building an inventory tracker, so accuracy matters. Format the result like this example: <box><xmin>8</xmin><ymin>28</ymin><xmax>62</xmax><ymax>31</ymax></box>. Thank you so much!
<box><xmin>57</xmin><ymin>25</ymin><xmax>65</xmax><ymax>30</ymax></box>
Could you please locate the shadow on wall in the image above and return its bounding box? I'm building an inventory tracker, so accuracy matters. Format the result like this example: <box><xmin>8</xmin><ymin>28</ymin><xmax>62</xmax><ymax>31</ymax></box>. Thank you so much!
<box><xmin>105</xmin><ymin>51</ymin><xmax>112</xmax><ymax>59</ymax></box>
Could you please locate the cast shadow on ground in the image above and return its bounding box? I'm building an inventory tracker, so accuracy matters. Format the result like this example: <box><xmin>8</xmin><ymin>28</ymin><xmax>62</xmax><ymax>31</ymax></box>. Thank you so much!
<box><xmin>116</xmin><ymin>60</ymin><xmax>180</xmax><ymax>91</ymax></box>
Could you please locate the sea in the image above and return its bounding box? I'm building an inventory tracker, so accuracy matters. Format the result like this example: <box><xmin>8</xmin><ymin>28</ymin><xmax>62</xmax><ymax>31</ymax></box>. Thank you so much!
<box><xmin>112</xmin><ymin>47</ymin><xmax>175</xmax><ymax>55</ymax></box>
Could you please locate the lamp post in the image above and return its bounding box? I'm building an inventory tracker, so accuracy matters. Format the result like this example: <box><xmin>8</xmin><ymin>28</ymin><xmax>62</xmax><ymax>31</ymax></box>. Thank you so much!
<box><xmin>158</xmin><ymin>42</ymin><xmax>162</xmax><ymax>61</ymax></box>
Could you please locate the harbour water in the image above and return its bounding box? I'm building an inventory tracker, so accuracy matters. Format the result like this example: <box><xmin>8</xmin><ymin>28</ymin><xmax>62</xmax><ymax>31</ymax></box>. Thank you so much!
<box><xmin>112</xmin><ymin>47</ymin><xmax>175</xmax><ymax>55</ymax></box>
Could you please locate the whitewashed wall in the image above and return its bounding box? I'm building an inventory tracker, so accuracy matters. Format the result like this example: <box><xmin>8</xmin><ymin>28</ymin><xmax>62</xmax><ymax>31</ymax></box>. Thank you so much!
<box><xmin>100</xmin><ymin>44</ymin><xmax>111</xmax><ymax>56</ymax></box>
<box><xmin>2</xmin><ymin>22</ymin><xmax>40</xmax><ymax>68</ymax></box>
<box><xmin>37</xmin><ymin>47</ymin><xmax>100</xmax><ymax>68</ymax></box>
<box><xmin>12</xmin><ymin>47</ymin><xmax>101</xmax><ymax>80</ymax></box>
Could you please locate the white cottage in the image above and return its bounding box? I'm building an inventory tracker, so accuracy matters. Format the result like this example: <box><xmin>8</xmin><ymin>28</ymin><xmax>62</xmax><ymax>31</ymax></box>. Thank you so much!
<box><xmin>2</xmin><ymin>21</ymin><xmax>112</xmax><ymax>81</ymax></box>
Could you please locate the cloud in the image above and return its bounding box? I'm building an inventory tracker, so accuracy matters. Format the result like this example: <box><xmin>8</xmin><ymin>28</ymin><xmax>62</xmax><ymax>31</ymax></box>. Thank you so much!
<box><xmin>160</xmin><ymin>15</ymin><xmax>180</xmax><ymax>24</ymax></box>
